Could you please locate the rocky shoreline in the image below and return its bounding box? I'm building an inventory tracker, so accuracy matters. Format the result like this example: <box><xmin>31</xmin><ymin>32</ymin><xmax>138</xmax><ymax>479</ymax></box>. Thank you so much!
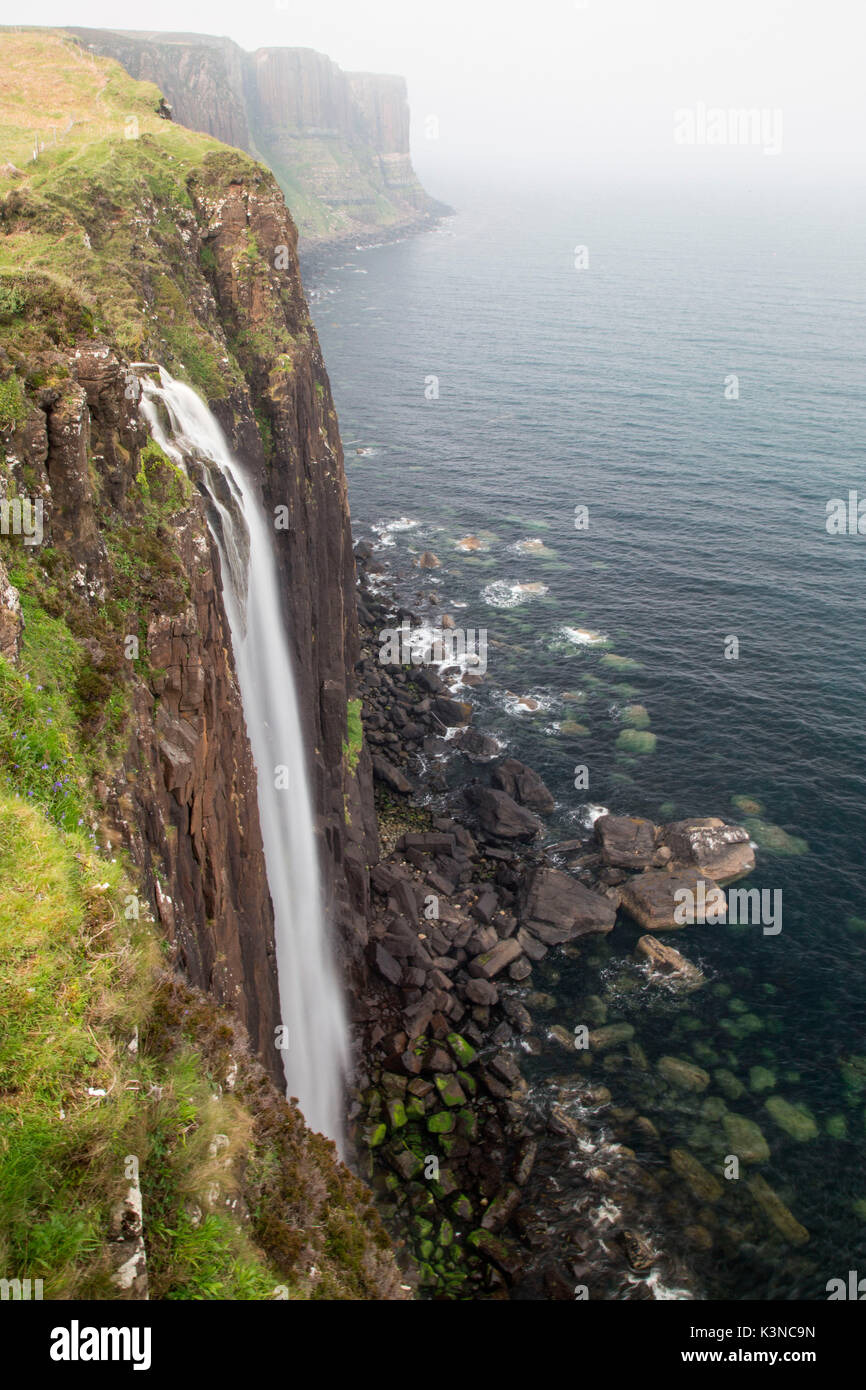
<box><xmin>345</xmin><ymin>542</ymin><xmax>814</xmax><ymax>1300</ymax></box>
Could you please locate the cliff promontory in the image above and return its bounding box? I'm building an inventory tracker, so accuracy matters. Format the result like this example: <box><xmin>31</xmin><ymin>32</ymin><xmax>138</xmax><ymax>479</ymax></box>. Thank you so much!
<box><xmin>65</xmin><ymin>27</ymin><xmax>447</xmax><ymax>250</ymax></box>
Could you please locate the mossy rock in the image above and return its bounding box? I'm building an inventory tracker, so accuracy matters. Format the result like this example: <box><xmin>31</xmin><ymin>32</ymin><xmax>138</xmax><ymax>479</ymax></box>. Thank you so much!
<box><xmin>386</xmin><ymin>1098</ymin><xmax>408</xmax><ymax>1130</ymax></box>
<box><xmin>622</xmin><ymin>704</ymin><xmax>651</xmax><ymax>729</ymax></box>
<box><xmin>447</xmin><ymin>1032</ymin><xmax>476</xmax><ymax>1067</ymax></box>
<box><xmin>457</xmin><ymin>1107</ymin><xmax>478</xmax><ymax>1141</ymax></box>
<box><xmin>742</xmin><ymin>818</ymin><xmax>809</xmax><ymax>856</ymax></box>
<box><xmin>749</xmin><ymin>1066</ymin><xmax>776</xmax><ymax>1094</ymax></box>
<box><xmin>427</xmin><ymin>1110</ymin><xmax>455</xmax><ymax>1134</ymax></box>
<box><xmin>616</xmin><ymin>728</ymin><xmax>657</xmax><ymax>755</ymax></box>
<box><xmin>601</xmin><ymin>654</ymin><xmax>642</xmax><ymax>672</ymax></box>
<box><xmin>764</xmin><ymin>1095</ymin><xmax>818</xmax><ymax>1142</ymax></box>
<box><xmin>452</xmin><ymin>1193</ymin><xmax>473</xmax><ymax>1222</ymax></box>
<box><xmin>435</xmin><ymin>1073</ymin><xmax>467</xmax><ymax>1107</ymax></box>
<box><xmin>722</xmin><ymin>1112</ymin><xmax>770</xmax><ymax>1163</ymax></box>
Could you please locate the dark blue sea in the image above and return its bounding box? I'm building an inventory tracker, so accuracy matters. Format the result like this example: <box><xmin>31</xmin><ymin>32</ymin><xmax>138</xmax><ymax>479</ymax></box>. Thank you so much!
<box><xmin>305</xmin><ymin>174</ymin><xmax>866</xmax><ymax>1300</ymax></box>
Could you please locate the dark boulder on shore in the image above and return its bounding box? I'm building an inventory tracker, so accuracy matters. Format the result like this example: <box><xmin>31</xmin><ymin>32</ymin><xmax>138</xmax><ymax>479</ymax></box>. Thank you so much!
<box><xmin>520</xmin><ymin>866</ymin><xmax>617</xmax><ymax>944</ymax></box>
<box><xmin>491</xmin><ymin>758</ymin><xmax>556</xmax><ymax>814</ymax></box>
<box><xmin>595</xmin><ymin>814</ymin><xmax>662</xmax><ymax>869</ymax></box>
<box><xmin>372</xmin><ymin>755</ymin><xmax>412</xmax><ymax>794</ymax></box>
<box><xmin>463</xmin><ymin>784</ymin><xmax>544</xmax><ymax>842</ymax></box>
<box><xmin>455</xmin><ymin>727</ymin><xmax>501</xmax><ymax>761</ymax></box>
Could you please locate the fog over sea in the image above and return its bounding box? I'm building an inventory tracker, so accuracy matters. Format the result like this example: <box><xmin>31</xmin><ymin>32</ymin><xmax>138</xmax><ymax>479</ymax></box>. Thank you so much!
<box><xmin>306</xmin><ymin>176</ymin><xmax>866</xmax><ymax>1299</ymax></box>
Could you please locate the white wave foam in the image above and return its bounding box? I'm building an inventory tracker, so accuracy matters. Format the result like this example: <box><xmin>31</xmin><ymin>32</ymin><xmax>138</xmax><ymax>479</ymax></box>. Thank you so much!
<box><xmin>482</xmin><ymin>579</ymin><xmax>549</xmax><ymax>609</ymax></box>
<box><xmin>561</xmin><ymin>625</ymin><xmax>608</xmax><ymax>646</ymax></box>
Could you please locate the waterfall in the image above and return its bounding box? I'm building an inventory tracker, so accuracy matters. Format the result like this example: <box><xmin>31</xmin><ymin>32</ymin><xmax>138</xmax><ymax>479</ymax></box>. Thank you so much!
<box><xmin>139</xmin><ymin>368</ymin><xmax>348</xmax><ymax>1146</ymax></box>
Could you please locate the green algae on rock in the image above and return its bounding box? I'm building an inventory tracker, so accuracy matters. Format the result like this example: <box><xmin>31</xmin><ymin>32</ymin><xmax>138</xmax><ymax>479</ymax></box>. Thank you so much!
<box><xmin>764</xmin><ymin>1095</ymin><xmax>819</xmax><ymax>1141</ymax></box>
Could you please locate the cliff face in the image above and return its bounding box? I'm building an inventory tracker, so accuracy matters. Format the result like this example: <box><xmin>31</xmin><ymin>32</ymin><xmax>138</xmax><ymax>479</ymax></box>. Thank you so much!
<box><xmin>0</xmin><ymin>32</ymin><xmax>378</xmax><ymax>1095</ymax></box>
<box><xmin>16</xmin><ymin>343</ymin><xmax>283</xmax><ymax>1076</ymax></box>
<box><xmin>65</xmin><ymin>27</ymin><xmax>446</xmax><ymax>249</ymax></box>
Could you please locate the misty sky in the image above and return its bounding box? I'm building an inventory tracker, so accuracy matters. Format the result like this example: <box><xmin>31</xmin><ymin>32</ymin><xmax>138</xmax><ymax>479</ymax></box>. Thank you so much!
<box><xmin>7</xmin><ymin>1</ymin><xmax>866</xmax><ymax>185</ymax></box>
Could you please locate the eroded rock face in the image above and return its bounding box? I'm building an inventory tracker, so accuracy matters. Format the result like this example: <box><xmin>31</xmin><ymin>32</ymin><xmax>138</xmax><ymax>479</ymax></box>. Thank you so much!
<box><xmin>1</xmin><ymin>156</ymin><xmax>377</xmax><ymax>1084</ymax></box>
<box><xmin>0</xmin><ymin>556</ymin><xmax>21</xmax><ymax>662</ymax></box>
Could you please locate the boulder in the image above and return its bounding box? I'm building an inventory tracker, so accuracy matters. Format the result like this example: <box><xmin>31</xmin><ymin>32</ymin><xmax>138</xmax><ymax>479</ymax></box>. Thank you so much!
<box><xmin>657</xmin><ymin>1056</ymin><xmax>710</xmax><ymax>1092</ymax></box>
<box><xmin>670</xmin><ymin>1148</ymin><xmax>722</xmax><ymax>1202</ymax></box>
<box><xmin>722</xmin><ymin>1112</ymin><xmax>770</xmax><ymax>1163</ymax></box>
<box><xmin>455</xmin><ymin>727</ymin><xmax>500</xmax><ymax>761</ymax></box>
<box><xmin>595</xmin><ymin>814</ymin><xmax>659</xmax><ymax>869</ymax></box>
<box><xmin>619</xmin><ymin>867</ymin><xmax>726</xmax><ymax>931</ymax></box>
<box><xmin>587</xmin><ymin>1022</ymin><xmax>634</xmax><ymax>1051</ymax></box>
<box><xmin>464</xmin><ymin>784</ymin><xmax>543</xmax><ymax>842</ymax></box>
<box><xmin>520</xmin><ymin>866</ymin><xmax>617</xmax><ymax>945</ymax></box>
<box><xmin>633</xmin><ymin>934</ymin><xmax>705</xmax><ymax>989</ymax></box>
<box><xmin>470</xmin><ymin>938</ymin><xmax>523</xmax><ymax>980</ymax></box>
<box><xmin>491</xmin><ymin>758</ymin><xmax>556</xmax><ymax>814</ymax></box>
<box><xmin>372</xmin><ymin>755</ymin><xmax>412</xmax><ymax>794</ymax></box>
<box><xmin>433</xmin><ymin>695</ymin><xmax>472</xmax><ymax>727</ymax></box>
<box><xmin>747</xmin><ymin>1173</ymin><xmax>809</xmax><ymax>1245</ymax></box>
<box><xmin>660</xmin><ymin>817</ymin><xmax>755</xmax><ymax>883</ymax></box>
<box><xmin>764</xmin><ymin>1095</ymin><xmax>818</xmax><ymax>1142</ymax></box>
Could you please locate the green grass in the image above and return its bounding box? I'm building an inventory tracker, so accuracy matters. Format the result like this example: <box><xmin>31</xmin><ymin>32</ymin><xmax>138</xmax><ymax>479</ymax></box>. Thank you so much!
<box><xmin>343</xmin><ymin>697</ymin><xmax>363</xmax><ymax>775</ymax></box>
<box><xmin>0</xmin><ymin>600</ymin><xmax>87</xmax><ymax>832</ymax></box>
<box><xmin>0</xmin><ymin>790</ymin><xmax>397</xmax><ymax>1299</ymax></box>
<box><xmin>0</xmin><ymin>372</ymin><xmax>26</xmax><ymax>429</ymax></box>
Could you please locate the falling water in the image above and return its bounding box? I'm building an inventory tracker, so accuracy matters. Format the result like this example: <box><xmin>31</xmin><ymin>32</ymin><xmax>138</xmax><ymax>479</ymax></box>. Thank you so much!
<box><xmin>139</xmin><ymin>367</ymin><xmax>348</xmax><ymax>1145</ymax></box>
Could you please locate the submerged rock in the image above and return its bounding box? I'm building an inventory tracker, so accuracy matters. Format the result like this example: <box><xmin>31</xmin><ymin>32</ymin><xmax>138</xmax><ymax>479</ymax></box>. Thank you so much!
<box><xmin>764</xmin><ymin>1095</ymin><xmax>818</xmax><ymax>1141</ymax></box>
<box><xmin>722</xmin><ymin>1112</ymin><xmax>771</xmax><ymax>1163</ymax></box>
<box><xmin>742</xmin><ymin>817</ymin><xmax>809</xmax><ymax>856</ymax></box>
<box><xmin>670</xmin><ymin>1147</ymin><xmax>722</xmax><ymax>1202</ymax></box>
<box><xmin>747</xmin><ymin>1173</ymin><xmax>809</xmax><ymax>1245</ymax></box>
<box><xmin>616</xmin><ymin>729</ymin><xmax>657</xmax><ymax>754</ymax></box>
<box><xmin>657</xmin><ymin>1056</ymin><xmax>710</xmax><ymax>1092</ymax></box>
<box><xmin>588</xmin><ymin>1022</ymin><xmax>635</xmax><ymax>1051</ymax></box>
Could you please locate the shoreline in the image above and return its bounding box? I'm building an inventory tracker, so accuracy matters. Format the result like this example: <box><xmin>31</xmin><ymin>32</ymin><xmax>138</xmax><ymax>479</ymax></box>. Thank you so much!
<box><xmin>348</xmin><ymin>541</ymin><xmax>775</xmax><ymax>1299</ymax></box>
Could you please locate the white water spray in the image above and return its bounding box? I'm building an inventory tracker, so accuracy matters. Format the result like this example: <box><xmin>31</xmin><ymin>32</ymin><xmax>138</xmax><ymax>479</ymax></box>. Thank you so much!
<box><xmin>139</xmin><ymin>368</ymin><xmax>348</xmax><ymax>1145</ymax></box>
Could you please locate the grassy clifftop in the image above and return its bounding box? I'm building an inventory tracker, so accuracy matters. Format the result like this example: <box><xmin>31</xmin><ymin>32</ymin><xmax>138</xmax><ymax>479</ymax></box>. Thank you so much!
<box><xmin>0</xmin><ymin>29</ymin><xmax>305</xmax><ymax>398</ymax></box>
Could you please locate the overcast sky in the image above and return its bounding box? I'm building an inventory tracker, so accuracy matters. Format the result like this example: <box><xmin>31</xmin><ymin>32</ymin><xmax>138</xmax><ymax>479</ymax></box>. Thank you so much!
<box><xmin>9</xmin><ymin>1</ymin><xmax>866</xmax><ymax>185</ymax></box>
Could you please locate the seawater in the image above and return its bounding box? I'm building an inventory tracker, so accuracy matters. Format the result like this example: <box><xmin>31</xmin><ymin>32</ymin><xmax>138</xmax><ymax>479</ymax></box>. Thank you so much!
<box><xmin>306</xmin><ymin>177</ymin><xmax>866</xmax><ymax>1297</ymax></box>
